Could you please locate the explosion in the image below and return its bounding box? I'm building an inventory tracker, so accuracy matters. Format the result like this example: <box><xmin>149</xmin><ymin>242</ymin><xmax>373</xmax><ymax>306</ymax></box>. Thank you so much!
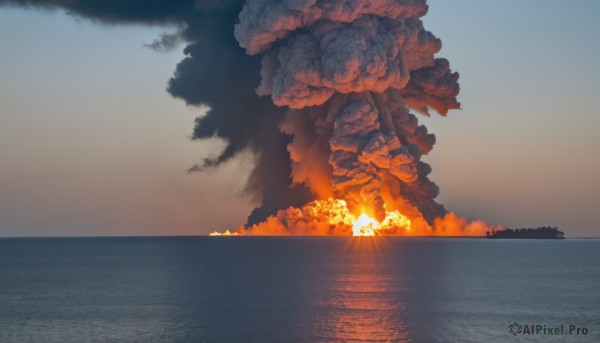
<box><xmin>210</xmin><ymin>0</ymin><xmax>494</xmax><ymax>236</ymax></box>
<box><xmin>353</xmin><ymin>214</ymin><xmax>379</xmax><ymax>237</ymax></box>
<box><xmin>215</xmin><ymin>198</ymin><xmax>412</xmax><ymax>236</ymax></box>
<box><xmin>0</xmin><ymin>0</ymin><xmax>497</xmax><ymax>236</ymax></box>
<box><xmin>211</xmin><ymin>197</ymin><xmax>490</xmax><ymax>237</ymax></box>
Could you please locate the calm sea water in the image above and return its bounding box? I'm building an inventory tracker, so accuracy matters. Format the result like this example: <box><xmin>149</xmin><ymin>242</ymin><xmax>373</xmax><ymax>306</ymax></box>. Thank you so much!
<box><xmin>0</xmin><ymin>237</ymin><xmax>598</xmax><ymax>342</ymax></box>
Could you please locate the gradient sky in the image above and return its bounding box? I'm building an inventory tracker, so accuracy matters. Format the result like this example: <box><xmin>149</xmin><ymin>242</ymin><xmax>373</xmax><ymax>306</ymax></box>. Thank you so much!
<box><xmin>1</xmin><ymin>1</ymin><xmax>599</xmax><ymax>237</ymax></box>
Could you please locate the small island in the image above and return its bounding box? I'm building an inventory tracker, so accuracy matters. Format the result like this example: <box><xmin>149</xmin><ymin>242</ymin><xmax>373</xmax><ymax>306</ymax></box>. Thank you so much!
<box><xmin>487</xmin><ymin>227</ymin><xmax>565</xmax><ymax>239</ymax></box>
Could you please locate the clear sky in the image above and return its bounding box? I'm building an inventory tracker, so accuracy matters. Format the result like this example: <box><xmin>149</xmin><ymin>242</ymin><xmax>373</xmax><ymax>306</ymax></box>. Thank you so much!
<box><xmin>0</xmin><ymin>1</ymin><xmax>599</xmax><ymax>237</ymax></box>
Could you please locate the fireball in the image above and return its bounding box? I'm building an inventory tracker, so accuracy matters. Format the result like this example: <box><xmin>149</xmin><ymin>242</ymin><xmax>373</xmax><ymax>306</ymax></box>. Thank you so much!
<box><xmin>352</xmin><ymin>213</ymin><xmax>379</xmax><ymax>236</ymax></box>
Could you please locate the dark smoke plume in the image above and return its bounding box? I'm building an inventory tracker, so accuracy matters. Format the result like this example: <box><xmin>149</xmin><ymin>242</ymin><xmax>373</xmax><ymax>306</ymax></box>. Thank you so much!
<box><xmin>0</xmin><ymin>0</ymin><xmax>311</xmax><ymax>225</ymax></box>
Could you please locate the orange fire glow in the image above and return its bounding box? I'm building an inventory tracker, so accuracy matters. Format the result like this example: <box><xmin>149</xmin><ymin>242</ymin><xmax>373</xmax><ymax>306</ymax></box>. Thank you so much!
<box><xmin>208</xmin><ymin>197</ymin><xmax>496</xmax><ymax>236</ymax></box>
<box><xmin>206</xmin><ymin>198</ymin><xmax>461</xmax><ymax>236</ymax></box>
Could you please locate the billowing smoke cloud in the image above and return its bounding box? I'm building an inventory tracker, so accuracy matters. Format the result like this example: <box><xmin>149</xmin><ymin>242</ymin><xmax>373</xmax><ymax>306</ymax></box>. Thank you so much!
<box><xmin>1</xmin><ymin>0</ymin><xmax>490</xmax><ymax>234</ymax></box>
<box><xmin>233</xmin><ymin>0</ymin><xmax>460</xmax><ymax>224</ymax></box>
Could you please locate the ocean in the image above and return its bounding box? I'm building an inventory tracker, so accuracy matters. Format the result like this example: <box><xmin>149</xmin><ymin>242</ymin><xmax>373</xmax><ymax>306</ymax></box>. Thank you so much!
<box><xmin>1</xmin><ymin>237</ymin><xmax>598</xmax><ymax>342</ymax></box>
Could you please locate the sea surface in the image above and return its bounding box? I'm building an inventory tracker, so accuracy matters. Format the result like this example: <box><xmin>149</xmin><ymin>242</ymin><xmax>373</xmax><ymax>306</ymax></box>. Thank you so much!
<box><xmin>0</xmin><ymin>237</ymin><xmax>598</xmax><ymax>342</ymax></box>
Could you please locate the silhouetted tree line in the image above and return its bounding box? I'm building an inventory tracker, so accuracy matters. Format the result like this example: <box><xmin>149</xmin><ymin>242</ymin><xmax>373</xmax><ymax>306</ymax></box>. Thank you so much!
<box><xmin>486</xmin><ymin>226</ymin><xmax>565</xmax><ymax>239</ymax></box>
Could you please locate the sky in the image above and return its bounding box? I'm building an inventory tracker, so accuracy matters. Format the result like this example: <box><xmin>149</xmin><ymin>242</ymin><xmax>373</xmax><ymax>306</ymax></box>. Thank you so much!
<box><xmin>0</xmin><ymin>1</ymin><xmax>599</xmax><ymax>237</ymax></box>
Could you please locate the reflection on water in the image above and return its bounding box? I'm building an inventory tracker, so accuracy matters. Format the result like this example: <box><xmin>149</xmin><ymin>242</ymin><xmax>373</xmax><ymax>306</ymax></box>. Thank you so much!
<box><xmin>2</xmin><ymin>237</ymin><xmax>599</xmax><ymax>342</ymax></box>
<box><xmin>311</xmin><ymin>238</ymin><xmax>408</xmax><ymax>342</ymax></box>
